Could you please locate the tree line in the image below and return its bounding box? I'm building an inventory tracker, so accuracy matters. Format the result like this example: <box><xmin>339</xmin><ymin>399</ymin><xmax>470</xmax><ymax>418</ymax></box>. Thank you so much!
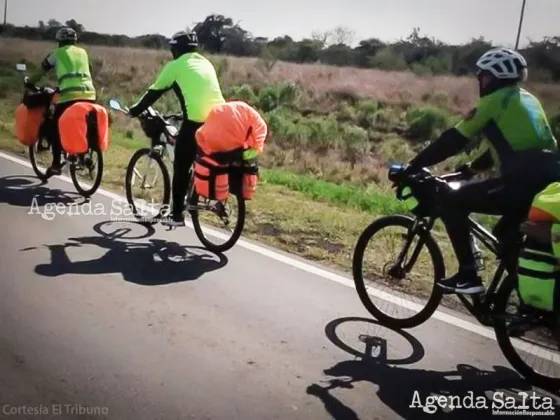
<box><xmin>1</xmin><ymin>15</ymin><xmax>559</xmax><ymax>81</ymax></box>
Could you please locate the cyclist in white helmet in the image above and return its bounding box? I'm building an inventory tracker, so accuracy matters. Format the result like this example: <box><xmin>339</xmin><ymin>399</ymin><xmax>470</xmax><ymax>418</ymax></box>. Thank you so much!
<box><xmin>404</xmin><ymin>47</ymin><xmax>558</xmax><ymax>294</ymax></box>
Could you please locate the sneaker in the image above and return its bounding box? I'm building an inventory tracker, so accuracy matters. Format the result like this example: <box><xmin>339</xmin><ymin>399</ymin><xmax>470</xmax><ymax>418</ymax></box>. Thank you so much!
<box><xmin>161</xmin><ymin>212</ymin><xmax>185</xmax><ymax>228</ymax></box>
<box><xmin>46</xmin><ymin>164</ymin><xmax>62</xmax><ymax>177</ymax></box>
<box><xmin>437</xmin><ymin>271</ymin><xmax>484</xmax><ymax>294</ymax></box>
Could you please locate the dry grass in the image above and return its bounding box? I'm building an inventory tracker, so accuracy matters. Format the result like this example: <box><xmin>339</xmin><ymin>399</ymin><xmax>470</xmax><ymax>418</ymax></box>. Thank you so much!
<box><xmin>3</xmin><ymin>38</ymin><xmax>559</xmax><ymax>115</ymax></box>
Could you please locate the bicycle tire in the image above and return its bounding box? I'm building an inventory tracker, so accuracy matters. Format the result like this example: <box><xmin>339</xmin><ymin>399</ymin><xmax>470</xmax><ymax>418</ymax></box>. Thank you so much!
<box><xmin>190</xmin><ymin>190</ymin><xmax>246</xmax><ymax>253</ymax></box>
<box><xmin>70</xmin><ymin>150</ymin><xmax>103</xmax><ymax>198</ymax></box>
<box><xmin>493</xmin><ymin>274</ymin><xmax>560</xmax><ymax>391</ymax></box>
<box><xmin>28</xmin><ymin>138</ymin><xmax>51</xmax><ymax>182</ymax></box>
<box><xmin>125</xmin><ymin>148</ymin><xmax>170</xmax><ymax>224</ymax></box>
<box><xmin>352</xmin><ymin>214</ymin><xmax>445</xmax><ymax>329</ymax></box>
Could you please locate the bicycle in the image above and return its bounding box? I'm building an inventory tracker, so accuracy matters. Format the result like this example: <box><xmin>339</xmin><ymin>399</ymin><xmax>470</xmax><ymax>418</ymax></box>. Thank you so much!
<box><xmin>352</xmin><ymin>163</ymin><xmax>560</xmax><ymax>390</ymax></box>
<box><xmin>109</xmin><ymin>99</ymin><xmax>247</xmax><ymax>253</ymax></box>
<box><xmin>15</xmin><ymin>64</ymin><xmax>104</xmax><ymax>198</ymax></box>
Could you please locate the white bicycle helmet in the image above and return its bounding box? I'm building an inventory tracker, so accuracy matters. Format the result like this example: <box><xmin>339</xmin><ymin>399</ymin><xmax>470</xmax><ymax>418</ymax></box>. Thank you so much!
<box><xmin>55</xmin><ymin>27</ymin><xmax>78</xmax><ymax>42</ymax></box>
<box><xmin>476</xmin><ymin>48</ymin><xmax>528</xmax><ymax>81</ymax></box>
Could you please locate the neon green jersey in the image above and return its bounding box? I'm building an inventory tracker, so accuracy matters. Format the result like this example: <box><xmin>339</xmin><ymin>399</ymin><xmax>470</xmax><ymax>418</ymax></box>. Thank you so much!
<box><xmin>148</xmin><ymin>52</ymin><xmax>225</xmax><ymax>122</ymax></box>
<box><xmin>456</xmin><ymin>86</ymin><xmax>557</xmax><ymax>170</ymax></box>
<box><xmin>29</xmin><ymin>45</ymin><xmax>96</xmax><ymax>104</ymax></box>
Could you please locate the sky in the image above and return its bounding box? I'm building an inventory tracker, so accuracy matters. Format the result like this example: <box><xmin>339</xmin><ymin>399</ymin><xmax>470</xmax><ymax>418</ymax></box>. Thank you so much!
<box><xmin>5</xmin><ymin>0</ymin><xmax>560</xmax><ymax>48</ymax></box>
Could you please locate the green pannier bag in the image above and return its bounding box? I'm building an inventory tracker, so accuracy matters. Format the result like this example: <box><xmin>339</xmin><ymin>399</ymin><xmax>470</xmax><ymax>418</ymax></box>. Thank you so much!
<box><xmin>517</xmin><ymin>245</ymin><xmax>560</xmax><ymax>312</ymax></box>
<box><xmin>517</xmin><ymin>182</ymin><xmax>560</xmax><ymax>312</ymax></box>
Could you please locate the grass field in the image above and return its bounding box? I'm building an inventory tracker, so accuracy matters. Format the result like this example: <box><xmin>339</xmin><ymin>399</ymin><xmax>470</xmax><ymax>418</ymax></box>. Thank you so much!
<box><xmin>0</xmin><ymin>37</ymin><xmax>554</xmax><ymax>311</ymax></box>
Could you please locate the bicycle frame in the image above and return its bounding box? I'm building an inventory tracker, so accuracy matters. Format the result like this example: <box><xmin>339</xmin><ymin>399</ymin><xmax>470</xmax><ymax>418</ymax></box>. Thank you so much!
<box><xmin>392</xmin><ymin>168</ymin><xmax>522</xmax><ymax>327</ymax></box>
<box><xmin>459</xmin><ymin>217</ymin><xmax>509</xmax><ymax>326</ymax></box>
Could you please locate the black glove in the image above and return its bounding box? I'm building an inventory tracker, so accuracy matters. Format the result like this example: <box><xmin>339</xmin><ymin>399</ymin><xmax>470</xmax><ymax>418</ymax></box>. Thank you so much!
<box><xmin>128</xmin><ymin>104</ymin><xmax>143</xmax><ymax>118</ymax></box>
<box><xmin>23</xmin><ymin>77</ymin><xmax>35</xmax><ymax>91</ymax></box>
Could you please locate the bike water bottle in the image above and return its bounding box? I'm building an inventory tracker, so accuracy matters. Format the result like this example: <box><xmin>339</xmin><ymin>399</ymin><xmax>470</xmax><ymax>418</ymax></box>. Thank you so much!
<box><xmin>470</xmin><ymin>234</ymin><xmax>484</xmax><ymax>272</ymax></box>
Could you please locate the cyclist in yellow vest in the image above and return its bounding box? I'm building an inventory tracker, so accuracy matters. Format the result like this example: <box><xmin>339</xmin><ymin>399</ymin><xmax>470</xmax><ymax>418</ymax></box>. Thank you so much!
<box><xmin>25</xmin><ymin>27</ymin><xmax>97</xmax><ymax>176</ymax></box>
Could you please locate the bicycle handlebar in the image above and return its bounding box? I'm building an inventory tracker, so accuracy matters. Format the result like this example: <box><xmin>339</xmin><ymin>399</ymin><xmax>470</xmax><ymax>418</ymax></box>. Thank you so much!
<box><xmin>24</xmin><ymin>82</ymin><xmax>59</xmax><ymax>95</ymax></box>
<box><xmin>389</xmin><ymin>164</ymin><xmax>471</xmax><ymax>186</ymax></box>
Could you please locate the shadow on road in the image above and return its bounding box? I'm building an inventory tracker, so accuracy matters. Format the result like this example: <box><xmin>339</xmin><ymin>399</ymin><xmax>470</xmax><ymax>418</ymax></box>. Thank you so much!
<box><xmin>307</xmin><ymin>317</ymin><xmax>559</xmax><ymax>419</ymax></box>
<box><xmin>24</xmin><ymin>221</ymin><xmax>229</xmax><ymax>286</ymax></box>
<box><xmin>0</xmin><ymin>175</ymin><xmax>85</xmax><ymax>208</ymax></box>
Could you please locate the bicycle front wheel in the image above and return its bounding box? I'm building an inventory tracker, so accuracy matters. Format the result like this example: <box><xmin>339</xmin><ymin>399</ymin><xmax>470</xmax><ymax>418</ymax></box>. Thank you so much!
<box><xmin>125</xmin><ymin>148</ymin><xmax>171</xmax><ymax>224</ymax></box>
<box><xmin>29</xmin><ymin>136</ymin><xmax>53</xmax><ymax>181</ymax></box>
<box><xmin>352</xmin><ymin>214</ymin><xmax>445</xmax><ymax>329</ymax></box>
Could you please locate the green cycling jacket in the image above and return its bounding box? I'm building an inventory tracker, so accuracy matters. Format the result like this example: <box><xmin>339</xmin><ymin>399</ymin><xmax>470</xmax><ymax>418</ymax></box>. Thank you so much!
<box><xmin>29</xmin><ymin>45</ymin><xmax>96</xmax><ymax>104</ymax></box>
<box><xmin>456</xmin><ymin>85</ymin><xmax>557</xmax><ymax>171</ymax></box>
<box><xmin>147</xmin><ymin>52</ymin><xmax>225</xmax><ymax>122</ymax></box>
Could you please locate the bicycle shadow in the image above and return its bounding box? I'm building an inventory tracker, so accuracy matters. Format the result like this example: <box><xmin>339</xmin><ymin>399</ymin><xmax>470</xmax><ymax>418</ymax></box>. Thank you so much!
<box><xmin>23</xmin><ymin>221</ymin><xmax>229</xmax><ymax>286</ymax></box>
<box><xmin>306</xmin><ymin>317</ymin><xmax>559</xmax><ymax>419</ymax></box>
<box><xmin>0</xmin><ymin>175</ymin><xmax>85</xmax><ymax>208</ymax></box>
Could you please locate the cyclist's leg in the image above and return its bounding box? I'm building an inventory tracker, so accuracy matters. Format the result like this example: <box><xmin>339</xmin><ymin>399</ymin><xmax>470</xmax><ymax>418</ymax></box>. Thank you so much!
<box><xmin>48</xmin><ymin>101</ymin><xmax>76</xmax><ymax>175</ymax></box>
<box><xmin>437</xmin><ymin>178</ymin><xmax>509</xmax><ymax>293</ymax></box>
<box><xmin>164</xmin><ymin>119</ymin><xmax>203</xmax><ymax>226</ymax></box>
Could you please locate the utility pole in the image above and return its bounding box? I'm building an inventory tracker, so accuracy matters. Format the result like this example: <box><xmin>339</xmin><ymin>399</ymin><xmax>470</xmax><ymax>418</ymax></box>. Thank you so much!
<box><xmin>515</xmin><ymin>0</ymin><xmax>527</xmax><ymax>50</ymax></box>
<box><xmin>2</xmin><ymin>0</ymin><xmax>7</xmax><ymax>29</ymax></box>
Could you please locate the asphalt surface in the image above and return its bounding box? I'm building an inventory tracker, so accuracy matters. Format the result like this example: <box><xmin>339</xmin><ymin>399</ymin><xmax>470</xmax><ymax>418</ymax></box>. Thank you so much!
<box><xmin>1</xmin><ymin>152</ymin><xmax>559</xmax><ymax>420</ymax></box>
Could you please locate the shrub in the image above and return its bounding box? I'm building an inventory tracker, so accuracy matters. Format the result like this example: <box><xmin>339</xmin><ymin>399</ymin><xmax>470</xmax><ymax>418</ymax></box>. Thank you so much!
<box><xmin>258</xmin><ymin>86</ymin><xmax>280</xmax><ymax>112</ymax></box>
<box><xmin>341</xmin><ymin>124</ymin><xmax>369</xmax><ymax>167</ymax></box>
<box><xmin>338</xmin><ymin>104</ymin><xmax>357</xmax><ymax>122</ymax></box>
<box><xmin>356</xmin><ymin>99</ymin><xmax>379</xmax><ymax>115</ymax></box>
<box><xmin>406</xmin><ymin>106</ymin><xmax>451</xmax><ymax>141</ymax></box>
<box><xmin>226</xmin><ymin>84</ymin><xmax>257</xmax><ymax>104</ymax></box>
<box><xmin>376</xmin><ymin>136</ymin><xmax>415</xmax><ymax>163</ymax></box>
<box><xmin>303</xmin><ymin>116</ymin><xmax>340</xmax><ymax>153</ymax></box>
<box><xmin>257</xmin><ymin>83</ymin><xmax>303</xmax><ymax>112</ymax></box>
<box><xmin>277</xmin><ymin>82</ymin><xmax>302</xmax><ymax>107</ymax></box>
<box><xmin>372</xmin><ymin>108</ymin><xmax>401</xmax><ymax>129</ymax></box>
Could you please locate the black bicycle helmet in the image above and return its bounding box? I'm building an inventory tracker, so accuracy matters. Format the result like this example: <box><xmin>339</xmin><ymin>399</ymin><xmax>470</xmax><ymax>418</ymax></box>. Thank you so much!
<box><xmin>169</xmin><ymin>30</ymin><xmax>198</xmax><ymax>47</ymax></box>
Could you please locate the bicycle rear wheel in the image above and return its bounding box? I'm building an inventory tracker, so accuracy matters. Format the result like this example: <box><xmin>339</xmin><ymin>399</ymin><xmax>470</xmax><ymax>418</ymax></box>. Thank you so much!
<box><xmin>69</xmin><ymin>149</ymin><xmax>103</xmax><ymax>198</ymax></box>
<box><xmin>352</xmin><ymin>214</ymin><xmax>445</xmax><ymax>329</ymax></box>
<box><xmin>493</xmin><ymin>274</ymin><xmax>560</xmax><ymax>391</ymax></box>
<box><xmin>189</xmin><ymin>187</ymin><xmax>246</xmax><ymax>253</ymax></box>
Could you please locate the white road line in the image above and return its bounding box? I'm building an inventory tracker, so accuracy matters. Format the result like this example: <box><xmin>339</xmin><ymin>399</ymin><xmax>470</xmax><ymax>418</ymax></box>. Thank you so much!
<box><xmin>1</xmin><ymin>151</ymin><xmax>559</xmax><ymax>363</ymax></box>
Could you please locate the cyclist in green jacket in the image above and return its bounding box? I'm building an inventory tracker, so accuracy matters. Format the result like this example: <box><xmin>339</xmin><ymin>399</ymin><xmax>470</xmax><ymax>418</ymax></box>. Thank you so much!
<box><xmin>405</xmin><ymin>47</ymin><xmax>559</xmax><ymax>295</ymax></box>
<box><xmin>128</xmin><ymin>30</ymin><xmax>225</xmax><ymax>227</ymax></box>
<box><xmin>26</xmin><ymin>27</ymin><xmax>97</xmax><ymax>176</ymax></box>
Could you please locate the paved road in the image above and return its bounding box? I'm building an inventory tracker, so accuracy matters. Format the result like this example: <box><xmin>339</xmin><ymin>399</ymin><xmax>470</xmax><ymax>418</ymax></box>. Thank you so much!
<box><xmin>0</xmin><ymin>151</ymin><xmax>559</xmax><ymax>420</ymax></box>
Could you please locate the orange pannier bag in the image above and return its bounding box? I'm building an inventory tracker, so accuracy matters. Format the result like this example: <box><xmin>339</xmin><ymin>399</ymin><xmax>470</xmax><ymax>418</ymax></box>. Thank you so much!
<box><xmin>15</xmin><ymin>104</ymin><xmax>46</xmax><ymax>146</ymax></box>
<box><xmin>14</xmin><ymin>90</ymin><xmax>58</xmax><ymax>146</ymax></box>
<box><xmin>195</xmin><ymin>101</ymin><xmax>268</xmax><ymax>200</ymax></box>
<box><xmin>193</xmin><ymin>155</ymin><xmax>230</xmax><ymax>201</ymax></box>
<box><xmin>58</xmin><ymin>102</ymin><xmax>110</xmax><ymax>155</ymax></box>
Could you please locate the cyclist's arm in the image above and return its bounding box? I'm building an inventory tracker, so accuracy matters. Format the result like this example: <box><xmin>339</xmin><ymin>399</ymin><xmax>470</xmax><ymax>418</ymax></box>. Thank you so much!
<box><xmin>129</xmin><ymin>61</ymin><xmax>176</xmax><ymax>116</ymax></box>
<box><xmin>408</xmin><ymin>128</ymin><xmax>470</xmax><ymax>170</ymax></box>
<box><xmin>409</xmin><ymin>98</ymin><xmax>494</xmax><ymax>170</ymax></box>
<box><xmin>27</xmin><ymin>53</ymin><xmax>56</xmax><ymax>85</ymax></box>
<box><xmin>470</xmin><ymin>149</ymin><xmax>493</xmax><ymax>172</ymax></box>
